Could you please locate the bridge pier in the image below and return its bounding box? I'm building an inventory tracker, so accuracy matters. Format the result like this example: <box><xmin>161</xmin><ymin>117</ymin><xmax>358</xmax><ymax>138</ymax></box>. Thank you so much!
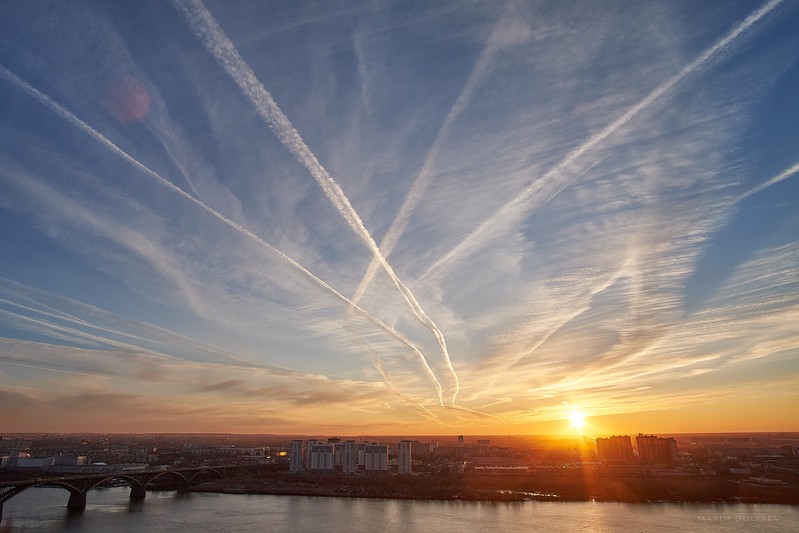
<box><xmin>67</xmin><ymin>491</ymin><xmax>87</xmax><ymax>510</ymax></box>
<box><xmin>130</xmin><ymin>485</ymin><xmax>147</xmax><ymax>501</ymax></box>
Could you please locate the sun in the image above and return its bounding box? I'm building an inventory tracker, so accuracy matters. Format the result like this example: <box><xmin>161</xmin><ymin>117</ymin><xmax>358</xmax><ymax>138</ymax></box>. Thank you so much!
<box><xmin>568</xmin><ymin>409</ymin><xmax>587</xmax><ymax>432</ymax></box>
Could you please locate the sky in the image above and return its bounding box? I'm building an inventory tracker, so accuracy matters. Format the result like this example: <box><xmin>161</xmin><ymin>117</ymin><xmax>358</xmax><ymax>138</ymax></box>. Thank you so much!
<box><xmin>0</xmin><ymin>0</ymin><xmax>798</xmax><ymax>436</ymax></box>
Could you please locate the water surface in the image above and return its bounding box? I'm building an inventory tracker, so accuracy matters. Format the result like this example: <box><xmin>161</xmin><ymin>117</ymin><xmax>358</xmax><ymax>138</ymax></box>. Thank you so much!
<box><xmin>2</xmin><ymin>487</ymin><xmax>797</xmax><ymax>532</ymax></box>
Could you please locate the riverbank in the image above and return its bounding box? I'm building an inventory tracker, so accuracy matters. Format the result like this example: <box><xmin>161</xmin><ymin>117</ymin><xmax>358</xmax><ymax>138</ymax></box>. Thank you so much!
<box><xmin>188</xmin><ymin>481</ymin><xmax>558</xmax><ymax>502</ymax></box>
<box><xmin>182</xmin><ymin>472</ymin><xmax>799</xmax><ymax>504</ymax></box>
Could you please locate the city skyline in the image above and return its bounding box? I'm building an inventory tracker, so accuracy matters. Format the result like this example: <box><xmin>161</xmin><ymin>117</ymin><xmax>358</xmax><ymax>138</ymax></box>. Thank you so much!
<box><xmin>1</xmin><ymin>0</ymin><xmax>798</xmax><ymax>435</ymax></box>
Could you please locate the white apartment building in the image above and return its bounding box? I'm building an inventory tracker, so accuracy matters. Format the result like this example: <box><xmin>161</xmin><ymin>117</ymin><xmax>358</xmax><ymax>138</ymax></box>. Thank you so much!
<box><xmin>364</xmin><ymin>444</ymin><xmax>388</xmax><ymax>474</ymax></box>
<box><xmin>310</xmin><ymin>443</ymin><xmax>335</xmax><ymax>473</ymax></box>
<box><xmin>398</xmin><ymin>440</ymin><xmax>412</xmax><ymax>474</ymax></box>
<box><xmin>289</xmin><ymin>440</ymin><xmax>304</xmax><ymax>473</ymax></box>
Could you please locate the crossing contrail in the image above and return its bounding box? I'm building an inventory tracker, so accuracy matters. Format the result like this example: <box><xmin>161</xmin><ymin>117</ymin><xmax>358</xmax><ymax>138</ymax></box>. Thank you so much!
<box><xmin>421</xmin><ymin>0</ymin><xmax>785</xmax><ymax>282</ymax></box>
<box><xmin>173</xmin><ymin>0</ymin><xmax>460</xmax><ymax>404</ymax></box>
<box><xmin>0</xmin><ymin>63</ymin><xmax>446</xmax><ymax>406</ymax></box>
<box><xmin>348</xmin><ymin>16</ymin><xmax>529</xmax><ymax>309</ymax></box>
<box><xmin>346</xmin><ymin>330</ymin><xmax>439</xmax><ymax>420</ymax></box>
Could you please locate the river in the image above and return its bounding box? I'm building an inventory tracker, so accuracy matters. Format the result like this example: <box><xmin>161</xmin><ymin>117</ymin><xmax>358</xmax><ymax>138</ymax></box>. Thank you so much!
<box><xmin>2</xmin><ymin>487</ymin><xmax>797</xmax><ymax>532</ymax></box>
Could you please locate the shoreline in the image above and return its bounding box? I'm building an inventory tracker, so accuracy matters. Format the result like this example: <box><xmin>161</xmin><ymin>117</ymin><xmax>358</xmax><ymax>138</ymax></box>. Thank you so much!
<box><xmin>178</xmin><ymin>476</ymin><xmax>799</xmax><ymax>505</ymax></box>
<box><xmin>187</xmin><ymin>484</ymin><xmax>561</xmax><ymax>502</ymax></box>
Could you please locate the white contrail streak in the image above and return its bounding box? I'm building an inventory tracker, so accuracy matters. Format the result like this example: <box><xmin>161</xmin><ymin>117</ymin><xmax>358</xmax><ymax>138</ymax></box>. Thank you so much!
<box><xmin>445</xmin><ymin>403</ymin><xmax>506</xmax><ymax>421</ymax></box>
<box><xmin>346</xmin><ymin>331</ymin><xmax>439</xmax><ymax>420</ymax></box>
<box><xmin>736</xmin><ymin>161</ymin><xmax>799</xmax><ymax>203</ymax></box>
<box><xmin>0</xmin><ymin>64</ymin><xmax>446</xmax><ymax>406</ymax></box>
<box><xmin>348</xmin><ymin>17</ymin><xmax>528</xmax><ymax>309</ymax></box>
<box><xmin>2</xmin><ymin>360</ymin><xmax>88</xmax><ymax>376</ymax></box>
<box><xmin>421</xmin><ymin>0</ymin><xmax>785</xmax><ymax>282</ymax></box>
<box><xmin>0</xmin><ymin>304</ymin><xmax>206</xmax><ymax>368</ymax></box>
<box><xmin>346</xmin><ymin>18</ymin><xmax>525</xmax><ymax>399</ymax></box>
<box><xmin>352</xmin><ymin>29</ymin><xmax>372</xmax><ymax>116</ymax></box>
<box><xmin>173</xmin><ymin>0</ymin><xmax>460</xmax><ymax>403</ymax></box>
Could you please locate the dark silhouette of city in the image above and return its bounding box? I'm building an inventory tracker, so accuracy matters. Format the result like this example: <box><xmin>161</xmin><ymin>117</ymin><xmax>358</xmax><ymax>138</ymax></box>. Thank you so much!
<box><xmin>2</xmin><ymin>431</ymin><xmax>798</xmax><ymax>521</ymax></box>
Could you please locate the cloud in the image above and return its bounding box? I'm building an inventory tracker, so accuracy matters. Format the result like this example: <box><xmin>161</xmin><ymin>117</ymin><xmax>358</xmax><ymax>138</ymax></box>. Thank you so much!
<box><xmin>0</xmin><ymin>64</ymin><xmax>455</xmax><ymax>405</ymax></box>
<box><xmin>173</xmin><ymin>0</ymin><xmax>458</xmax><ymax>404</ymax></box>
<box><xmin>0</xmin><ymin>0</ymin><xmax>796</xmax><ymax>433</ymax></box>
<box><xmin>420</xmin><ymin>0</ymin><xmax>784</xmax><ymax>282</ymax></box>
<box><xmin>348</xmin><ymin>12</ymin><xmax>531</xmax><ymax>313</ymax></box>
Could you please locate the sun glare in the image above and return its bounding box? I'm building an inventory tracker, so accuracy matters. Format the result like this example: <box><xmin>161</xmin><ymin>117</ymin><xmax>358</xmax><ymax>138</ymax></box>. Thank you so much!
<box><xmin>568</xmin><ymin>409</ymin><xmax>587</xmax><ymax>432</ymax></box>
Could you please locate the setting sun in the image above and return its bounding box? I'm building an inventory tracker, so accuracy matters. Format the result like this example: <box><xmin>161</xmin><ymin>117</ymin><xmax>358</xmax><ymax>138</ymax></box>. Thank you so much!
<box><xmin>568</xmin><ymin>409</ymin><xmax>587</xmax><ymax>432</ymax></box>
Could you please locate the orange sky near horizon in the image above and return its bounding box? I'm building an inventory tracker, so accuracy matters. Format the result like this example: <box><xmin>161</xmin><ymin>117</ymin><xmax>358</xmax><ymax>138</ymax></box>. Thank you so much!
<box><xmin>2</xmin><ymin>377</ymin><xmax>796</xmax><ymax>437</ymax></box>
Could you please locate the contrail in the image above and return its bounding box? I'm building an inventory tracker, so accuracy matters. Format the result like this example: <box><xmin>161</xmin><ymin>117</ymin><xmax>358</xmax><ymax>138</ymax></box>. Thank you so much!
<box><xmin>0</xmin><ymin>303</ymin><xmax>224</xmax><ymax>370</ymax></box>
<box><xmin>2</xmin><ymin>360</ymin><xmax>89</xmax><ymax>376</ymax></box>
<box><xmin>348</xmin><ymin>16</ymin><xmax>529</xmax><ymax>309</ymax></box>
<box><xmin>421</xmin><ymin>0</ymin><xmax>785</xmax><ymax>282</ymax></box>
<box><xmin>445</xmin><ymin>403</ymin><xmax>506</xmax><ymax>422</ymax></box>
<box><xmin>352</xmin><ymin>29</ymin><xmax>372</xmax><ymax>116</ymax></box>
<box><xmin>736</xmin><ymin>161</ymin><xmax>799</xmax><ymax>203</ymax></box>
<box><xmin>367</xmin><ymin>353</ymin><xmax>440</xmax><ymax>420</ymax></box>
<box><xmin>0</xmin><ymin>277</ymin><xmax>276</xmax><ymax>370</ymax></box>
<box><xmin>346</xmin><ymin>330</ymin><xmax>439</xmax><ymax>420</ymax></box>
<box><xmin>346</xmin><ymin>18</ymin><xmax>529</xmax><ymax>405</ymax></box>
<box><xmin>0</xmin><ymin>64</ymin><xmax>446</xmax><ymax>405</ymax></box>
<box><xmin>173</xmin><ymin>0</ymin><xmax>460</xmax><ymax>404</ymax></box>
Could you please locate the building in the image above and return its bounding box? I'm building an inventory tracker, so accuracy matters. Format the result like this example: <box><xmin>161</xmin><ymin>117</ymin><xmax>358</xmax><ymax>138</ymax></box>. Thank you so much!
<box><xmin>5</xmin><ymin>452</ymin><xmax>53</xmax><ymax>469</ymax></box>
<box><xmin>364</xmin><ymin>444</ymin><xmax>388</xmax><ymax>474</ymax></box>
<box><xmin>411</xmin><ymin>440</ymin><xmax>434</xmax><ymax>457</ymax></box>
<box><xmin>596</xmin><ymin>436</ymin><xmax>634</xmax><ymax>463</ymax></box>
<box><xmin>636</xmin><ymin>434</ymin><xmax>679</xmax><ymax>466</ymax></box>
<box><xmin>398</xmin><ymin>440</ymin><xmax>412</xmax><ymax>474</ymax></box>
<box><xmin>342</xmin><ymin>440</ymin><xmax>357</xmax><ymax>475</ymax></box>
<box><xmin>289</xmin><ymin>440</ymin><xmax>304</xmax><ymax>473</ymax></box>
<box><xmin>310</xmin><ymin>443</ymin><xmax>335</xmax><ymax>473</ymax></box>
<box><xmin>357</xmin><ymin>442</ymin><xmax>368</xmax><ymax>470</ymax></box>
<box><xmin>475</xmin><ymin>439</ymin><xmax>492</xmax><ymax>457</ymax></box>
<box><xmin>457</xmin><ymin>435</ymin><xmax>464</xmax><ymax>448</ymax></box>
<box><xmin>303</xmin><ymin>439</ymin><xmax>318</xmax><ymax>470</ymax></box>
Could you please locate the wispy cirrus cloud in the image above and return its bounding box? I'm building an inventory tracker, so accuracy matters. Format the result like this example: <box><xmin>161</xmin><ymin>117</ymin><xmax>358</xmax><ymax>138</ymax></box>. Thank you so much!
<box><xmin>0</xmin><ymin>0</ymin><xmax>797</xmax><ymax>433</ymax></box>
<box><xmin>421</xmin><ymin>0</ymin><xmax>784</xmax><ymax>283</ymax></box>
<box><xmin>174</xmin><ymin>0</ymin><xmax>460</xmax><ymax>405</ymax></box>
<box><xmin>347</xmin><ymin>13</ymin><xmax>531</xmax><ymax>339</ymax></box>
<box><xmin>0</xmin><ymin>64</ymin><xmax>456</xmax><ymax>406</ymax></box>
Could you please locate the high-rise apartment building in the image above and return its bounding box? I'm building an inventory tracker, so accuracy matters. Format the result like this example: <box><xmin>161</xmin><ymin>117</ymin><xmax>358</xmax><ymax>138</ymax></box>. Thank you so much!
<box><xmin>342</xmin><ymin>440</ymin><xmax>357</xmax><ymax>475</ymax></box>
<box><xmin>310</xmin><ymin>443</ymin><xmax>335</xmax><ymax>473</ymax></box>
<box><xmin>596</xmin><ymin>435</ymin><xmax>634</xmax><ymax>463</ymax></box>
<box><xmin>289</xmin><ymin>440</ymin><xmax>304</xmax><ymax>473</ymax></box>
<box><xmin>364</xmin><ymin>444</ymin><xmax>388</xmax><ymax>474</ymax></box>
<box><xmin>398</xmin><ymin>440</ymin><xmax>412</xmax><ymax>474</ymax></box>
<box><xmin>636</xmin><ymin>434</ymin><xmax>679</xmax><ymax>466</ymax></box>
<box><xmin>357</xmin><ymin>442</ymin><xmax>367</xmax><ymax>469</ymax></box>
<box><xmin>304</xmin><ymin>439</ymin><xmax>318</xmax><ymax>470</ymax></box>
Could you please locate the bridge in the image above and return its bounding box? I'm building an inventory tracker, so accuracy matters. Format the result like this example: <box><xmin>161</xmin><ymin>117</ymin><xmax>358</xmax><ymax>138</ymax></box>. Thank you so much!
<box><xmin>0</xmin><ymin>464</ymin><xmax>257</xmax><ymax>521</ymax></box>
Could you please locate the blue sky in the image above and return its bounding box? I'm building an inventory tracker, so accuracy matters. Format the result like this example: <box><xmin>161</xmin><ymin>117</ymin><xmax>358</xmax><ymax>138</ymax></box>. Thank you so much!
<box><xmin>0</xmin><ymin>0</ymin><xmax>797</xmax><ymax>434</ymax></box>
